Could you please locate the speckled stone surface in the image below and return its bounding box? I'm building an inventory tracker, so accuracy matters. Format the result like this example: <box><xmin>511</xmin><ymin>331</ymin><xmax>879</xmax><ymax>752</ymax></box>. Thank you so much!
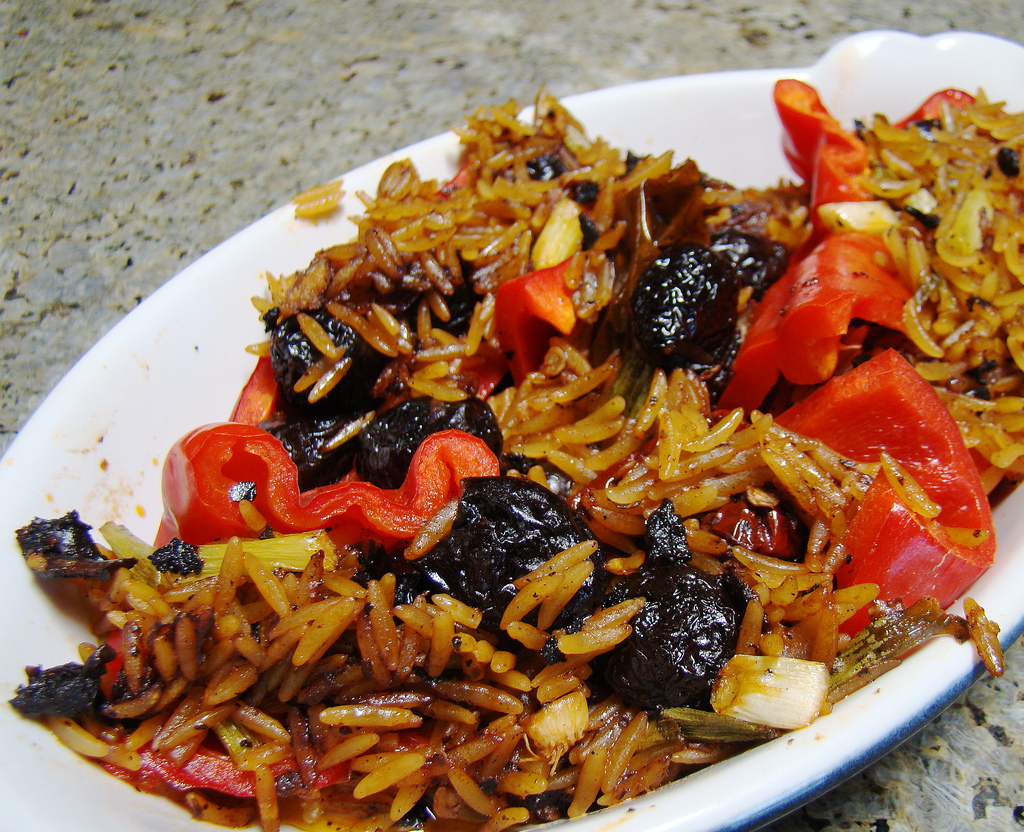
<box><xmin>2</xmin><ymin>1</ymin><xmax>1023</xmax><ymax>830</ymax></box>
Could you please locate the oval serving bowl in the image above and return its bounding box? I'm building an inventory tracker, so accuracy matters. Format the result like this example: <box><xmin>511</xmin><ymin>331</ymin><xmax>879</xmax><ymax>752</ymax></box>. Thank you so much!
<box><xmin>1</xmin><ymin>29</ymin><xmax>1023</xmax><ymax>832</ymax></box>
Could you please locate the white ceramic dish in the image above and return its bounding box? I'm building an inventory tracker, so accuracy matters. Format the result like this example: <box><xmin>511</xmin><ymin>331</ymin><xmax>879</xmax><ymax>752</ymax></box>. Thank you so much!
<box><xmin>2</xmin><ymin>28</ymin><xmax>1023</xmax><ymax>832</ymax></box>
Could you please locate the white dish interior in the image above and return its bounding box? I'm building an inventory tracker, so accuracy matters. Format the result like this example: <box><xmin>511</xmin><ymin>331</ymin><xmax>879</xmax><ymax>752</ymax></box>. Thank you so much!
<box><xmin>1</xmin><ymin>29</ymin><xmax>1023</xmax><ymax>832</ymax></box>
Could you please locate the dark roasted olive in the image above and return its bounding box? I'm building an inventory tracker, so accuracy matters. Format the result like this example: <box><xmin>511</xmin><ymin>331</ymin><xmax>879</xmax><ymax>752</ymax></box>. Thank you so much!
<box><xmin>601</xmin><ymin>555</ymin><xmax>741</xmax><ymax>710</ymax></box>
<box><xmin>263</xmin><ymin>414</ymin><xmax>360</xmax><ymax>491</ymax></box>
<box><xmin>269</xmin><ymin>308</ymin><xmax>388</xmax><ymax>413</ymax></box>
<box><xmin>526</xmin><ymin>153</ymin><xmax>567</xmax><ymax>181</ymax></box>
<box><xmin>10</xmin><ymin>644</ymin><xmax>114</xmax><ymax>718</ymax></box>
<box><xmin>709</xmin><ymin>228</ymin><xmax>790</xmax><ymax>301</ymax></box>
<box><xmin>630</xmin><ymin>242</ymin><xmax>740</xmax><ymax>372</ymax></box>
<box><xmin>412</xmin><ymin>477</ymin><xmax>606</xmax><ymax>632</ymax></box>
<box><xmin>357</xmin><ymin>397</ymin><xmax>503</xmax><ymax>489</ymax></box>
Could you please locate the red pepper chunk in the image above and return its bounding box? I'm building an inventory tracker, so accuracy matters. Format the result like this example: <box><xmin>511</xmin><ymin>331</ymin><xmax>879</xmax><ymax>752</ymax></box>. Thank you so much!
<box><xmin>718</xmin><ymin>232</ymin><xmax>910</xmax><ymax>412</ymax></box>
<box><xmin>777</xmin><ymin>349</ymin><xmax>995</xmax><ymax>632</ymax></box>
<box><xmin>494</xmin><ymin>258</ymin><xmax>576</xmax><ymax>383</ymax></box>
<box><xmin>104</xmin><ymin>745</ymin><xmax>348</xmax><ymax>799</ymax></box>
<box><xmin>230</xmin><ymin>355</ymin><xmax>279</xmax><ymax>427</ymax></box>
<box><xmin>774</xmin><ymin>79</ymin><xmax>871</xmax><ymax>219</ymax></box>
<box><xmin>160</xmin><ymin>424</ymin><xmax>500</xmax><ymax>545</ymax></box>
<box><xmin>894</xmin><ymin>88</ymin><xmax>976</xmax><ymax>128</ymax></box>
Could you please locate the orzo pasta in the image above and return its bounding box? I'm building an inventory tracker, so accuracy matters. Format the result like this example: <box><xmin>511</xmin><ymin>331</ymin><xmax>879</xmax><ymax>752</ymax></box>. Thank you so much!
<box><xmin>11</xmin><ymin>81</ymin><xmax>1017</xmax><ymax>831</ymax></box>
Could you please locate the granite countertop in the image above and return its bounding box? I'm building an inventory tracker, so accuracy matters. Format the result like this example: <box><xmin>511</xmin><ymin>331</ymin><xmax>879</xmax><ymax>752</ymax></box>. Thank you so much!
<box><xmin>2</xmin><ymin>1</ymin><xmax>1023</xmax><ymax>830</ymax></box>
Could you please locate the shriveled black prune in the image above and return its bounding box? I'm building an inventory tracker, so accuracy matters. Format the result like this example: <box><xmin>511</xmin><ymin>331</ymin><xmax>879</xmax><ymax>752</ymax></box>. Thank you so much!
<box><xmin>500</xmin><ymin>453</ymin><xmax>574</xmax><ymax>499</ymax></box>
<box><xmin>709</xmin><ymin>228</ymin><xmax>790</xmax><ymax>301</ymax></box>
<box><xmin>579</xmin><ymin>213</ymin><xmax>600</xmax><ymax>251</ymax></box>
<box><xmin>630</xmin><ymin>242</ymin><xmax>740</xmax><ymax>376</ymax></box>
<box><xmin>269</xmin><ymin>308</ymin><xmax>388</xmax><ymax>413</ymax></box>
<box><xmin>10</xmin><ymin>644</ymin><xmax>114</xmax><ymax>718</ymax></box>
<box><xmin>16</xmin><ymin>511</ymin><xmax>136</xmax><ymax>580</ymax></box>
<box><xmin>644</xmin><ymin>499</ymin><xmax>691</xmax><ymax>564</ymax></box>
<box><xmin>263</xmin><ymin>413</ymin><xmax>360</xmax><ymax>491</ymax></box>
<box><xmin>433</xmin><ymin>280</ymin><xmax>477</xmax><ymax>337</ymax></box>
<box><xmin>601</xmin><ymin>502</ymin><xmax>741</xmax><ymax>710</ymax></box>
<box><xmin>526</xmin><ymin>153</ymin><xmax>567</xmax><ymax>181</ymax></box>
<box><xmin>997</xmin><ymin>146</ymin><xmax>1020</xmax><ymax>177</ymax></box>
<box><xmin>357</xmin><ymin>541</ymin><xmax>426</xmax><ymax>606</ymax></box>
<box><xmin>357</xmin><ymin>397</ymin><xmax>503</xmax><ymax>489</ymax></box>
<box><xmin>412</xmin><ymin>477</ymin><xmax>606</xmax><ymax>631</ymax></box>
<box><xmin>573</xmin><ymin>180</ymin><xmax>600</xmax><ymax>205</ymax></box>
<box><xmin>905</xmin><ymin>205</ymin><xmax>941</xmax><ymax>229</ymax></box>
<box><xmin>150</xmin><ymin>538</ymin><xmax>203</xmax><ymax>576</ymax></box>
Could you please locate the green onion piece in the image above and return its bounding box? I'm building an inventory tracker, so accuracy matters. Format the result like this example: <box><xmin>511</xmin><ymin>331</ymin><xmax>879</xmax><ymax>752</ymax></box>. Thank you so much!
<box><xmin>99</xmin><ymin>522</ymin><xmax>160</xmax><ymax>587</ymax></box>
<box><xmin>213</xmin><ymin>718</ymin><xmax>259</xmax><ymax>766</ymax></box>
<box><xmin>195</xmin><ymin>530</ymin><xmax>337</xmax><ymax>579</ymax></box>
<box><xmin>647</xmin><ymin>706</ymin><xmax>779</xmax><ymax>745</ymax></box>
<box><xmin>828</xmin><ymin>596</ymin><xmax>970</xmax><ymax>702</ymax></box>
<box><xmin>610</xmin><ymin>349</ymin><xmax>656</xmax><ymax>419</ymax></box>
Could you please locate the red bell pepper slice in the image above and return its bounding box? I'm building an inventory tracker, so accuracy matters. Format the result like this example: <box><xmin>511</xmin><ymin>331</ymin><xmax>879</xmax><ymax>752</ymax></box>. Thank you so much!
<box><xmin>103</xmin><ymin>745</ymin><xmax>348</xmax><ymax>799</ymax></box>
<box><xmin>160</xmin><ymin>424</ymin><xmax>500</xmax><ymax>545</ymax></box>
<box><xmin>774</xmin><ymin>79</ymin><xmax>871</xmax><ymax>222</ymax></box>
<box><xmin>894</xmin><ymin>88</ymin><xmax>975</xmax><ymax>128</ymax></box>
<box><xmin>230</xmin><ymin>356</ymin><xmax>279</xmax><ymax>427</ymax></box>
<box><xmin>777</xmin><ymin>349</ymin><xmax>995</xmax><ymax>632</ymax></box>
<box><xmin>494</xmin><ymin>258</ymin><xmax>576</xmax><ymax>383</ymax></box>
<box><xmin>438</xmin><ymin>162</ymin><xmax>473</xmax><ymax>197</ymax></box>
<box><xmin>719</xmin><ymin>232</ymin><xmax>910</xmax><ymax>411</ymax></box>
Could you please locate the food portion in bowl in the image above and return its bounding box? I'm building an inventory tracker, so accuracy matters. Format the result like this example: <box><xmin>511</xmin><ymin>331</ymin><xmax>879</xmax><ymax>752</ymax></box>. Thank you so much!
<box><xmin>9</xmin><ymin>80</ymin><xmax>1019</xmax><ymax>831</ymax></box>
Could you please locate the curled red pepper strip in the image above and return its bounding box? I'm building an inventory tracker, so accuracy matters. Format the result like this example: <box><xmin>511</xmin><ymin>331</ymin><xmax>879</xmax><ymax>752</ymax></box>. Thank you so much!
<box><xmin>103</xmin><ymin>745</ymin><xmax>348</xmax><ymax>799</ymax></box>
<box><xmin>494</xmin><ymin>257</ymin><xmax>577</xmax><ymax>383</ymax></box>
<box><xmin>230</xmin><ymin>355</ymin><xmax>279</xmax><ymax>427</ymax></box>
<box><xmin>161</xmin><ymin>424</ymin><xmax>500</xmax><ymax>545</ymax></box>
<box><xmin>774</xmin><ymin>79</ymin><xmax>871</xmax><ymax>223</ymax></box>
<box><xmin>719</xmin><ymin>232</ymin><xmax>909</xmax><ymax>412</ymax></box>
<box><xmin>894</xmin><ymin>88</ymin><xmax>976</xmax><ymax>128</ymax></box>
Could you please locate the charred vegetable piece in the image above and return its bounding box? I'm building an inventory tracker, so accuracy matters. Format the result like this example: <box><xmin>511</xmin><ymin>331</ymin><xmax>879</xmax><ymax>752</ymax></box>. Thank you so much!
<box><xmin>413</xmin><ymin>477</ymin><xmax>606</xmax><ymax>631</ymax></box>
<box><xmin>149</xmin><ymin>538</ymin><xmax>203</xmax><ymax>576</ymax></box>
<box><xmin>268</xmin><ymin>308</ymin><xmax>388</xmax><ymax>413</ymax></box>
<box><xmin>16</xmin><ymin>511</ymin><xmax>136</xmax><ymax>579</ymax></box>
<box><xmin>828</xmin><ymin>596</ymin><xmax>975</xmax><ymax>702</ymax></box>
<box><xmin>263</xmin><ymin>413</ymin><xmax>360</xmax><ymax>491</ymax></box>
<box><xmin>10</xmin><ymin>644</ymin><xmax>114</xmax><ymax>717</ymax></box>
<box><xmin>630</xmin><ymin>242</ymin><xmax>741</xmax><ymax>383</ymax></box>
<box><xmin>601</xmin><ymin>504</ymin><xmax>741</xmax><ymax>710</ymax></box>
<box><xmin>709</xmin><ymin>228</ymin><xmax>790</xmax><ymax>301</ymax></box>
<box><xmin>358</xmin><ymin>397</ymin><xmax>503</xmax><ymax>489</ymax></box>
